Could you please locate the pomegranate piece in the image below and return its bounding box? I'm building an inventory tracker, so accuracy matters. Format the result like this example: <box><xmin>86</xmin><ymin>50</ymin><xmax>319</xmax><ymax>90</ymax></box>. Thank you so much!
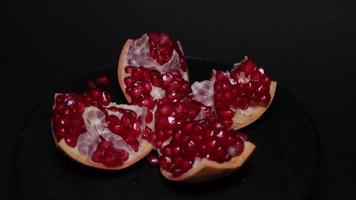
<box><xmin>214</xmin><ymin>58</ymin><xmax>272</xmax><ymax>110</ymax></box>
<box><xmin>157</xmin><ymin>120</ymin><xmax>248</xmax><ymax>176</ymax></box>
<box><xmin>52</xmin><ymin>76</ymin><xmax>151</xmax><ymax>169</ymax></box>
<box><xmin>191</xmin><ymin>57</ymin><xmax>277</xmax><ymax>130</ymax></box>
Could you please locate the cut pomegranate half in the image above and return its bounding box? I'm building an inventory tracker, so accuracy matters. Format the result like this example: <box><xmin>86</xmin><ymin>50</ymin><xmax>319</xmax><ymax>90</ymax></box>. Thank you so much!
<box><xmin>191</xmin><ymin>57</ymin><xmax>277</xmax><ymax>130</ymax></box>
<box><xmin>51</xmin><ymin>78</ymin><xmax>153</xmax><ymax>170</ymax></box>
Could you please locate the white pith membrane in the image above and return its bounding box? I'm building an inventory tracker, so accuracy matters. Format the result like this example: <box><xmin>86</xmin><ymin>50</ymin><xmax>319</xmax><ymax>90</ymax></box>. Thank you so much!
<box><xmin>191</xmin><ymin>80</ymin><xmax>214</xmax><ymax>107</ymax></box>
<box><xmin>54</xmin><ymin>98</ymin><xmax>148</xmax><ymax>167</ymax></box>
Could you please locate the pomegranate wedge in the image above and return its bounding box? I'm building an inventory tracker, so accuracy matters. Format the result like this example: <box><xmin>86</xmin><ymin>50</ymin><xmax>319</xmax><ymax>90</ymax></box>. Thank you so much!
<box><xmin>51</xmin><ymin>79</ymin><xmax>153</xmax><ymax>170</ymax></box>
<box><xmin>192</xmin><ymin>57</ymin><xmax>277</xmax><ymax>130</ymax></box>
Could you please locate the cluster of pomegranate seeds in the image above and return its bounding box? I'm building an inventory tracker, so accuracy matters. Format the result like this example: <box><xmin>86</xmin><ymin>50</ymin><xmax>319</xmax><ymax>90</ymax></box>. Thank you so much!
<box><xmin>214</xmin><ymin>59</ymin><xmax>272</xmax><ymax>122</ymax></box>
<box><xmin>142</xmin><ymin>98</ymin><xmax>203</xmax><ymax>148</ymax></box>
<box><xmin>107</xmin><ymin>107</ymin><xmax>142</xmax><ymax>152</ymax></box>
<box><xmin>147</xmin><ymin>32</ymin><xmax>187</xmax><ymax>70</ymax></box>
<box><xmin>124</xmin><ymin>66</ymin><xmax>190</xmax><ymax>124</ymax></box>
<box><xmin>52</xmin><ymin>76</ymin><xmax>112</xmax><ymax>147</ymax></box>
<box><xmin>52</xmin><ymin>93</ymin><xmax>87</xmax><ymax>147</ymax></box>
<box><xmin>157</xmin><ymin>120</ymin><xmax>247</xmax><ymax>176</ymax></box>
<box><xmin>124</xmin><ymin>66</ymin><xmax>156</xmax><ymax>111</ymax></box>
<box><xmin>91</xmin><ymin>140</ymin><xmax>129</xmax><ymax>167</ymax></box>
<box><xmin>141</xmin><ymin>95</ymin><xmax>247</xmax><ymax>176</ymax></box>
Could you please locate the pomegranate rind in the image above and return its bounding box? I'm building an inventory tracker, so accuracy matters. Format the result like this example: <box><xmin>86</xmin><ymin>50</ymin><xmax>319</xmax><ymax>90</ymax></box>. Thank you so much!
<box><xmin>160</xmin><ymin>141</ymin><xmax>255</xmax><ymax>182</ymax></box>
<box><xmin>231</xmin><ymin>81</ymin><xmax>277</xmax><ymax>130</ymax></box>
<box><xmin>51</xmin><ymin>93</ymin><xmax>153</xmax><ymax>170</ymax></box>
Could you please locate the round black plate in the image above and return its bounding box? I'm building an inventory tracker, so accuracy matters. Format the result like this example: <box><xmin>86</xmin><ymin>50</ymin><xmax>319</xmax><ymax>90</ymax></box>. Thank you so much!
<box><xmin>16</xmin><ymin>58</ymin><xmax>320</xmax><ymax>200</ymax></box>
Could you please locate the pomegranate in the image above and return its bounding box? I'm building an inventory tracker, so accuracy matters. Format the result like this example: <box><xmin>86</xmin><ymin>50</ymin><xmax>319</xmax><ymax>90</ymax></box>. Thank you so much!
<box><xmin>117</xmin><ymin>33</ymin><xmax>261</xmax><ymax>181</ymax></box>
<box><xmin>191</xmin><ymin>57</ymin><xmax>277</xmax><ymax>130</ymax></box>
<box><xmin>51</xmin><ymin>77</ymin><xmax>153</xmax><ymax>169</ymax></box>
<box><xmin>51</xmin><ymin>32</ymin><xmax>276</xmax><ymax>182</ymax></box>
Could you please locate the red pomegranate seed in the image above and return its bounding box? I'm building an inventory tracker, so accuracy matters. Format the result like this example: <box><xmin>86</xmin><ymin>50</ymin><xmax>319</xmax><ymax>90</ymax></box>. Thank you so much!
<box><xmin>121</xmin><ymin>115</ymin><xmax>132</xmax><ymax>128</ymax></box>
<box><xmin>240</xmin><ymin>59</ymin><xmax>257</xmax><ymax>75</ymax></box>
<box><xmin>215</xmin><ymin>146</ymin><xmax>230</xmax><ymax>162</ymax></box>
<box><xmin>182</xmin><ymin>140</ymin><xmax>196</xmax><ymax>159</ymax></box>
<box><xmin>171</xmin><ymin>145</ymin><xmax>181</xmax><ymax>155</ymax></box>
<box><xmin>149</xmin><ymin>70</ymin><xmax>162</xmax><ymax>87</ymax></box>
<box><xmin>124</xmin><ymin>77</ymin><xmax>134</xmax><ymax>88</ymax></box>
<box><xmin>161</xmin><ymin>145</ymin><xmax>173</xmax><ymax>157</ymax></box>
<box><xmin>64</xmin><ymin>135</ymin><xmax>77</xmax><ymax>147</ymax></box>
<box><xmin>158</xmin><ymin>156</ymin><xmax>171</xmax><ymax>171</ymax></box>
<box><xmin>215</xmin><ymin>71</ymin><xmax>226</xmax><ymax>81</ymax></box>
<box><xmin>162</xmin><ymin>72</ymin><xmax>174</xmax><ymax>88</ymax></box>
<box><xmin>180</xmin><ymin>159</ymin><xmax>192</xmax><ymax>172</ymax></box>
<box><xmin>257</xmin><ymin>84</ymin><xmax>270</xmax><ymax>95</ymax></box>
<box><xmin>145</xmin><ymin>111</ymin><xmax>153</xmax><ymax>123</ymax></box>
<box><xmin>218</xmin><ymin>109</ymin><xmax>234</xmax><ymax>119</ymax></box>
<box><xmin>90</xmin><ymin>89</ymin><xmax>102</xmax><ymax>100</ymax></box>
<box><xmin>259</xmin><ymin>94</ymin><xmax>271</xmax><ymax>107</ymax></box>
<box><xmin>222</xmin><ymin>119</ymin><xmax>233</xmax><ymax>129</ymax></box>
<box><xmin>54</xmin><ymin>127</ymin><xmax>66</xmax><ymax>139</ymax></box>
<box><xmin>147</xmin><ymin>152</ymin><xmax>159</xmax><ymax>167</ymax></box>
<box><xmin>132</xmin><ymin>68</ymin><xmax>143</xmax><ymax>80</ymax></box>
<box><xmin>251</xmin><ymin>70</ymin><xmax>262</xmax><ymax>81</ymax></box>
<box><xmin>140</xmin><ymin>97</ymin><xmax>156</xmax><ymax>110</ymax></box>
<box><xmin>142</xmin><ymin>81</ymin><xmax>152</xmax><ymax>94</ymax></box>
<box><xmin>205</xmin><ymin>139</ymin><xmax>218</xmax><ymax>150</ymax></box>
<box><xmin>96</xmin><ymin>76</ymin><xmax>110</xmax><ymax>86</ymax></box>
<box><xmin>55</xmin><ymin>95</ymin><xmax>65</xmax><ymax>104</ymax></box>
<box><xmin>261</xmin><ymin>74</ymin><xmax>271</xmax><ymax>86</ymax></box>
<box><xmin>101</xmin><ymin>91</ymin><xmax>111</xmax><ymax>106</ymax></box>
<box><xmin>158</xmin><ymin>104</ymin><xmax>173</xmax><ymax>116</ymax></box>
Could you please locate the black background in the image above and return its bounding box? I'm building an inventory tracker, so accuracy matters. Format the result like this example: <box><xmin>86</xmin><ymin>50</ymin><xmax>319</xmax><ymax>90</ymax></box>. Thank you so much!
<box><xmin>3</xmin><ymin>0</ymin><xmax>356</xmax><ymax>199</ymax></box>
